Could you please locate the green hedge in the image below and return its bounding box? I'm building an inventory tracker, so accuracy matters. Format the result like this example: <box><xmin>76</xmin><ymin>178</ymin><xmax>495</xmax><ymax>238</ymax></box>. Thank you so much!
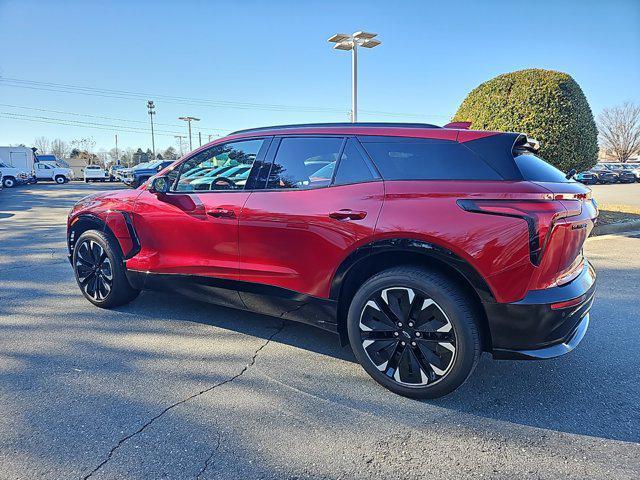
<box><xmin>453</xmin><ymin>69</ymin><xmax>598</xmax><ymax>172</ymax></box>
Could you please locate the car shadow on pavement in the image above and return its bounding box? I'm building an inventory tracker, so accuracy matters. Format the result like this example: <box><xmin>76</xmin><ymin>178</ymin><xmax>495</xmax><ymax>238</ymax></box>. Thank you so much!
<box><xmin>112</xmin><ymin>273</ymin><xmax>639</xmax><ymax>445</ymax></box>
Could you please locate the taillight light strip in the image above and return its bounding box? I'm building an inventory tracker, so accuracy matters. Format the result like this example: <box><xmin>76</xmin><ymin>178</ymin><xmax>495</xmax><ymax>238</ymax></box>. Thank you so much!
<box><xmin>457</xmin><ymin>199</ymin><xmax>573</xmax><ymax>266</ymax></box>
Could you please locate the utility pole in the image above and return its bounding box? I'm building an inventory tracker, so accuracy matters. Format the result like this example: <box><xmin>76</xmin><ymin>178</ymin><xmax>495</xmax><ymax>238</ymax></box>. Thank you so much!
<box><xmin>198</xmin><ymin>131</ymin><xmax>202</xmax><ymax>147</ymax></box>
<box><xmin>178</xmin><ymin>116</ymin><xmax>200</xmax><ymax>151</ymax></box>
<box><xmin>174</xmin><ymin>135</ymin><xmax>186</xmax><ymax>157</ymax></box>
<box><xmin>328</xmin><ymin>31</ymin><xmax>381</xmax><ymax>123</ymax></box>
<box><xmin>147</xmin><ymin>100</ymin><xmax>156</xmax><ymax>158</ymax></box>
<box><xmin>115</xmin><ymin>134</ymin><xmax>119</xmax><ymax>165</ymax></box>
<box><xmin>208</xmin><ymin>134</ymin><xmax>213</xmax><ymax>142</ymax></box>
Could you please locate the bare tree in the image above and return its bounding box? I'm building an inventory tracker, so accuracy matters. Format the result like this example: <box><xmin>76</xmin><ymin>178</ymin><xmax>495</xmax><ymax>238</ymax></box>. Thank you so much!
<box><xmin>50</xmin><ymin>139</ymin><xmax>70</xmax><ymax>158</ymax></box>
<box><xmin>598</xmin><ymin>102</ymin><xmax>640</xmax><ymax>162</ymax></box>
<box><xmin>33</xmin><ymin>136</ymin><xmax>50</xmax><ymax>155</ymax></box>
<box><xmin>71</xmin><ymin>137</ymin><xmax>96</xmax><ymax>153</ymax></box>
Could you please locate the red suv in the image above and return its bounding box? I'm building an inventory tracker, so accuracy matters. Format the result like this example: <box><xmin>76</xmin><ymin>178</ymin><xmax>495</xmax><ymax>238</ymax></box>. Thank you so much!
<box><xmin>67</xmin><ymin>123</ymin><xmax>597</xmax><ymax>398</ymax></box>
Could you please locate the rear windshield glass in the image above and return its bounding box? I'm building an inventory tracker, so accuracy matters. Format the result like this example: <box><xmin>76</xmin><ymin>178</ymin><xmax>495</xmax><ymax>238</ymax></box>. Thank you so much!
<box><xmin>514</xmin><ymin>154</ymin><xmax>572</xmax><ymax>183</ymax></box>
<box><xmin>359</xmin><ymin>138</ymin><xmax>502</xmax><ymax>181</ymax></box>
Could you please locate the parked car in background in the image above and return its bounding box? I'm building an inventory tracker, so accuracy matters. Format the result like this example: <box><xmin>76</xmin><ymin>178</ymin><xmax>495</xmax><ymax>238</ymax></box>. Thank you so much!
<box><xmin>589</xmin><ymin>165</ymin><xmax>619</xmax><ymax>184</ymax></box>
<box><xmin>575</xmin><ymin>171</ymin><xmax>597</xmax><ymax>185</ymax></box>
<box><xmin>108</xmin><ymin>164</ymin><xmax>126</xmax><ymax>182</ymax></box>
<box><xmin>122</xmin><ymin>160</ymin><xmax>174</xmax><ymax>188</ymax></box>
<box><xmin>34</xmin><ymin>160</ymin><xmax>74</xmax><ymax>183</ymax></box>
<box><xmin>0</xmin><ymin>161</ymin><xmax>32</xmax><ymax>188</ymax></box>
<box><xmin>83</xmin><ymin>165</ymin><xmax>108</xmax><ymax>182</ymax></box>
<box><xmin>67</xmin><ymin>122</ymin><xmax>598</xmax><ymax>399</ymax></box>
<box><xmin>603</xmin><ymin>163</ymin><xmax>640</xmax><ymax>183</ymax></box>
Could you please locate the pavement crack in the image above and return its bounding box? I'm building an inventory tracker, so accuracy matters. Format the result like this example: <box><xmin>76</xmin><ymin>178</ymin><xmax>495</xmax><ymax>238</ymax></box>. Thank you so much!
<box><xmin>195</xmin><ymin>431</ymin><xmax>222</xmax><ymax>479</ymax></box>
<box><xmin>81</xmin><ymin>321</ymin><xmax>285</xmax><ymax>480</ymax></box>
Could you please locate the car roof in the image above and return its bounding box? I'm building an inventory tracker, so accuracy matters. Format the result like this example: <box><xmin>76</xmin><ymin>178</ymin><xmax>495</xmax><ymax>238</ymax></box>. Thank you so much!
<box><xmin>222</xmin><ymin>122</ymin><xmax>500</xmax><ymax>144</ymax></box>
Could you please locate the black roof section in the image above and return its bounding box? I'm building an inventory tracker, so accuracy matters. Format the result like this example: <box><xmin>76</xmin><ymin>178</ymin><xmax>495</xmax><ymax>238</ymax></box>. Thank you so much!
<box><xmin>230</xmin><ymin>122</ymin><xmax>442</xmax><ymax>135</ymax></box>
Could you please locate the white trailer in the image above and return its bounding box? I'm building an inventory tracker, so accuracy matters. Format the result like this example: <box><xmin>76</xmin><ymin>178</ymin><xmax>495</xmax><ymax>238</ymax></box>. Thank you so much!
<box><xmin>0</xmin><ymin>146</ymin><xmax>35</xmax><ymax>187</ymax></box>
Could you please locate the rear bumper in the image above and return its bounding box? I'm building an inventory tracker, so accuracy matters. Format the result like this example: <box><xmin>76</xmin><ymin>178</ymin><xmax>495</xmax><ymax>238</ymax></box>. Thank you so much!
<box><xmin>485</xmin><ymin>261</ymin><xmax>596</xmax><ymax>360</ymax></box>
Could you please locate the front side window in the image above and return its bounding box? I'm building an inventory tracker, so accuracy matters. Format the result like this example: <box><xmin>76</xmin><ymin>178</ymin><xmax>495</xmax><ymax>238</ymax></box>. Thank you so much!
<box><xmin>174</xmin><ymin>139</ymin><xmax>263</xmax><ymax>192</ymax></box>
<box><xmin>360</xmin><ymin>138</ymin><xmax>502</xmax><ymax>181</ymax></box>
<box><xmin>267</xmin><ymin>137</ymin><xmax>343</xmax><ymax>189</ymax></box>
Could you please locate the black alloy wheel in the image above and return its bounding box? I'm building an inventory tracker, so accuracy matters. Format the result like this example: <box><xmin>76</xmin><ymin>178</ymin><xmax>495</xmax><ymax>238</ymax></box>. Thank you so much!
<box><xmin>75</xmin><ymin>239</ymin><xmax>114</xmax><ymax>302</ymax></box>
<box><xmin>73</xmin><ymin>230</ymin><xmax>140</xmax><ymax>308</ymax></box>
<box><xmin>358</xmin><ymin>287</ymin><xmax>456</xmax><ymax>386</ymax></box>
<box><xmin>347</xmin><ymin>267</ymin><xmax>481</xmax><ymax>399</ymax></box>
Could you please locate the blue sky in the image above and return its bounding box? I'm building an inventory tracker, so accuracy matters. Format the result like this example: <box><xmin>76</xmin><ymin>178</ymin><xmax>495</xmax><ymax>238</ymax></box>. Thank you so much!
<box><xmin>0</xmin><ymin>0</ymin><xmax>638</xmax><ymax>153</ymax></box>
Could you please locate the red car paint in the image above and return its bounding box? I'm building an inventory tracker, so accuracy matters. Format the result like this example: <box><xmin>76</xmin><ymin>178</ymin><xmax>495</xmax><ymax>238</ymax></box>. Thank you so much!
<box><xmin>67</xmin><ymin>123</ymin><xmax>597</xmax><ymax>357</ymax></box>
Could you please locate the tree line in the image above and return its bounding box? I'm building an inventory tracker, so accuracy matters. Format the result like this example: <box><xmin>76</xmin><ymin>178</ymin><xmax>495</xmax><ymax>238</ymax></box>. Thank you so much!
<box><xmin>31</xmin><ymin>136</ymin><xmax>180</xmax><ymax>167</ymax></box>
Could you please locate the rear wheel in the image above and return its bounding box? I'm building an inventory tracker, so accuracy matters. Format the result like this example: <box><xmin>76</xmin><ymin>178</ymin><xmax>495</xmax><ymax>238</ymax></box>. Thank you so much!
<box><xmin>347</xmin><ymin>267</ymin><xmax>481</xmax><ymax>399</ymax></box>
<box><xmin>73</xmin><ymin>230</ymin><xmax>140</xmax><ymax>308</ymax></box>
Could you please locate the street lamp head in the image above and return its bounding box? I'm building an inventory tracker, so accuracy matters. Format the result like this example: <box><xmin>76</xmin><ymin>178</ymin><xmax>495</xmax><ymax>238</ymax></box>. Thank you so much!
<box><xmin>333</xmin><ymin>41</ymin><xmax>355</xmax><ymax>51</ymax></box>
<box><xmin>353</xmin><ymin>31</ymin><xmax>377</xmax><ymax>40</ymax></box>
<box><xmin>328</xmin><ymin>33</ymin><xmax>350</xmax><ymax>43</ymax></box>
<box><xmin>360</xmin><ymin>39</ymin><xmax>381</xmax><ymax>48</ymax></box>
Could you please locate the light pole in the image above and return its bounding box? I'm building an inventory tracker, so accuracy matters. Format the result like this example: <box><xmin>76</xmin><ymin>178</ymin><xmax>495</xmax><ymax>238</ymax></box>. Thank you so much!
<box><xmin>328</xmin><ymin>31</ymin><xmax>381</xmax><ymax>122</ymax></box>
<box><xmin>174</xmin><ymin>135</ymin><xmax>186</xmax><ymax>157</ymax></box>
<box><xmin>178</xmin><ymin>116</ymin><xmax>200</xmax><ymax>151</ymax></box>
<box><xmin>147</xmin><ymin>100</ymin><xmax>156</xmax><ymax>158</ymax></box>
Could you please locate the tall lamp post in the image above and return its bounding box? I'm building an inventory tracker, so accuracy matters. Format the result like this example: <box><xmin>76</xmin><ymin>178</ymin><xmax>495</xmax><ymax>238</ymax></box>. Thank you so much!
<box><xmin>327</xmin><ymin>31</ymin><xmax>381</xmax><ymax>122</ymax></box>
<box><xmin>178</xmin><ymin>116</ymin><xmax>200</xmax><ymax>151</ymax></box>
<box><xmin>147</xmin><ymin>100</ymin><xmax>156</xmax><ymax>158</ymax></box>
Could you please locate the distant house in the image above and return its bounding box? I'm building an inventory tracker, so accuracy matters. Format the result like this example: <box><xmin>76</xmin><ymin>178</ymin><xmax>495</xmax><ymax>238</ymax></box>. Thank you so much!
<box><xmin>63</xmin><ymin>157</ymin><xmax>89</xmax><ymax>179</ymax></box>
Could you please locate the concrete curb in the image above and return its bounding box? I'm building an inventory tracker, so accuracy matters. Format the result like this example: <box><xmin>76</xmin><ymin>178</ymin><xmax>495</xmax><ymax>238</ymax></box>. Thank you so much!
<box><xmin>592</xmin><ymin>220</ymin><xmax>640</xmax><ymax>237</ymax></box>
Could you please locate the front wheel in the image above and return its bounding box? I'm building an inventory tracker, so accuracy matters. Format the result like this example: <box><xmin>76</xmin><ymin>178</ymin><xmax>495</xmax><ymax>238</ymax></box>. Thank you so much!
<box><xmin>347</xmin><ymin>267</ymin><xmax>481</xmax><ymax>399</ymax></box>
<box><xmin>73</xmin><ymin>230</ymin><xmax>140</xmax><ymax>308</ymax></box>
<box><xmin>55</xmin><ymin>175</ymin><xmax>66</xmax><ymax>184</ymax></box>
<box><xmin>2</xmin><ymin>177</ymin><xmax>15</xmax><ymax>188</ymax></box>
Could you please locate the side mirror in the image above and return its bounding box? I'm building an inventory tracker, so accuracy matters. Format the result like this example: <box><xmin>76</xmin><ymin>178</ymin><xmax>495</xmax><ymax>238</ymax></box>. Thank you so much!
<box><xmin>566</xmin><ymin>168</ymin><xmax>577</xmax><ymax>180</ymax></box>
<box><xmin>149</xmin><ymin>175</ymin><xmax>170</xmax><ymax>194</ymax></box>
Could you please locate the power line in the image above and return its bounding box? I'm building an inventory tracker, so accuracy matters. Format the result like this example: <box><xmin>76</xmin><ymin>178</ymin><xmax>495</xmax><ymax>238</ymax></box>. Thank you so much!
<box><xmin>0</xmin><ymin>103</ymin><xmax>228</xmax><ymax>131</ymax></box>
<box><xmin>0</xmin><ymin>76</ymin><xmax>450</xmax><ymax>119</ymax></box>
<box><xmin>0</xmin><ymin>112</ymin><xmax>191</xmax><ymax>138</ymax></box>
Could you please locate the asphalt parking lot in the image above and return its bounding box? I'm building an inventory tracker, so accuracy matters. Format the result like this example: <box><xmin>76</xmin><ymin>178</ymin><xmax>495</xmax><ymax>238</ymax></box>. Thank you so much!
<box><xmin>591</xmin><ymin>182</ymin><xmax>640</xmax><ymax>207</ymax></box>
<box><xmin>1</xmin><ymin>182</ymin><xmax>639</xmax><ymax>479</ymax></box>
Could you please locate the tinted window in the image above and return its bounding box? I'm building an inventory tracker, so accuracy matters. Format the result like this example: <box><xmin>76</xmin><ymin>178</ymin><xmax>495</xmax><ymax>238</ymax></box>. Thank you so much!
<box><xmin>174</xmin><ymin>139</ymin><xmax>263</xmax><ymax>192</ymax></box>
<box><xmin>515</xmin><ymin>154</ymin><xmax>571</xmax><ymax>183</ymax></box>
<box><xmin>360</xmin><ymin>139</ymin><xmax>502</xmax><ymax>180</ymax></box>
<box><xmin>333</xmin><ymin>139</ymin><xmax>376</xmax><ymax>185</ymax></box>
<box><xmin>268</xmin><ymin>137</ymin><xmax>343</xmax><ymax>189</ymax></box>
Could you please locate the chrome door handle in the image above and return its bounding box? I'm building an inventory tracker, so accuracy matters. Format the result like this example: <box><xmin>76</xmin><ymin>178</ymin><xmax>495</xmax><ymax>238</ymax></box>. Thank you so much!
<box><xmin>207</xmin><ymin>208</ymin><xmax>236</xmax><ymax>218</ymax></box>
<box><xmin>329</xmin><ymin>209</ymin><xmax>367</xmax><ymax>220</ymax></box>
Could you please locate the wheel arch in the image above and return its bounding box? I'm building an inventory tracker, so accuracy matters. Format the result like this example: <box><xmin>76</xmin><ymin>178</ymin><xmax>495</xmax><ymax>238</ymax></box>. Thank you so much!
<box><xmin>331</xmin><ymin>239</ymin><xmax>494</xmax><ymax>350</ymax></box>
<box><xmin>68</xmin><ymin>212</ymin><xmax>140</xmax><ymax>261</ymax></box>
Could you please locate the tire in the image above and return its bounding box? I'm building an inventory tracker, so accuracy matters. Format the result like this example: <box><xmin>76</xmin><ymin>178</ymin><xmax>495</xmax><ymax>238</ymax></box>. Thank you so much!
<box><xmin>54</xmin><ymin>175</ymin><xmax>65</xmax><ymax>184</ymax></box>
<box><xmin>72</xmin><ymin>229</ymin><xmax>140</xmax><ymax>308</ymax></box>
<box><xmin>2</xmin><ymin>177</ymin><xmax>15</xmax><ymax>188</ymax></box>
<box><xmin>347</xmin><ymin>266</ymin><xmax>481</xmax><ymax>399</ymax></box>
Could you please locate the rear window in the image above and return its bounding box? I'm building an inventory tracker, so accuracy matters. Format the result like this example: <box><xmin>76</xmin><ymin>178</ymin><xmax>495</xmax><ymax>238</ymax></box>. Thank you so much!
<box><xmin>514</xmin><ymin>154</ymin><xmax>571</xmax><ymax>183</ymax></box>
<box><xmin>359</xmin><ymin>138</ymin><xmax>502</xmax><ymax>181</ymax></box>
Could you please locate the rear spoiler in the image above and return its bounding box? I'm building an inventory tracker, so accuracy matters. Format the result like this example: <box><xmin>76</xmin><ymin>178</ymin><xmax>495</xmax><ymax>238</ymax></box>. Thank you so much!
<box><xmin>443</xmin><ymin>121</ymin><xmax>472</xmax><ymax>129</ymax></box>
<box><xmin>514</xmin><ymin>134</ymin><xmax>541</xmax><ymax>152</ymax></box>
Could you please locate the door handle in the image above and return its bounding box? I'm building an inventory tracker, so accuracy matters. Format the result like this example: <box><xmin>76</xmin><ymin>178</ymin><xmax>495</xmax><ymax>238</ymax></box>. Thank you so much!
<box><xmin>207</xmin><ymin>208</ymin><xmax>236</xmax><ymax>218</ymax></box>
<box><xmin>329</xmin><ymin>209</ymin><xmax>367</xmax><ymax>221</ymax></box>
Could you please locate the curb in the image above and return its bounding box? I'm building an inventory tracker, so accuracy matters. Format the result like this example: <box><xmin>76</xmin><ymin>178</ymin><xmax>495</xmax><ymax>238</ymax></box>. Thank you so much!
<box><xmin>591</xmin><ymin>220</ymin><xmax>640</xmax><ymax>237</ymax></box>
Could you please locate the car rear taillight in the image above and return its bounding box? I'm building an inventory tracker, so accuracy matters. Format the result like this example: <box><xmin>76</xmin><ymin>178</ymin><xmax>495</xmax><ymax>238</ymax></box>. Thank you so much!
<box><xmin>457</xmin><ymin>199</ymin><xmax>573</xmax><ymax>266</ymax></box>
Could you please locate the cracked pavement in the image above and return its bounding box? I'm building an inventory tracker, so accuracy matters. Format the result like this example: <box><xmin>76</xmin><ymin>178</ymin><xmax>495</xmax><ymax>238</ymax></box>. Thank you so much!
<box><xmin>1</xmin><ymin>183</ymin><xmax>639</xmax><ymax>479</ymax></box>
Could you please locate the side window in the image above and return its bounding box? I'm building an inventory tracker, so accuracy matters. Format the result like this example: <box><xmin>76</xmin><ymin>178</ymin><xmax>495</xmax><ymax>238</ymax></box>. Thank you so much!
<box><xmin>333</xmin><ymin>139</ymin><xmax>376</xmax><ymax>185</ymax></box>
<box><xmin>173</xmin><ymin>139</ymin><xmax>263</xmax><ymax>192</ymax></box>
<box><xmin>360</xmin><ymin>138</ymin><xmax>503</xmax><ymax>181</ymax></box>
<box><xmin>267</xmin><ymin>137</ymin><xmax>343</xmax><ymax>189</ymax></box>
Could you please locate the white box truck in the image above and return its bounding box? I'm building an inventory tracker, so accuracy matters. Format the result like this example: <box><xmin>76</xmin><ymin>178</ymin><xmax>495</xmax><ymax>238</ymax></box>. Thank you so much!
<box><xmin>0</xmin><ymin>146</ymin><xmax>36</xmax><ymax>188</ymax></box>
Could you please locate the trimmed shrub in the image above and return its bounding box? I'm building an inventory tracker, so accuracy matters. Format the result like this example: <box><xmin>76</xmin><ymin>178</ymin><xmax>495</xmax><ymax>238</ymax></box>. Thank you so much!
<box><xmin>453</xmin><ymin>69</ymin><xmax>598</xmax><ymax>172</ymax></box>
